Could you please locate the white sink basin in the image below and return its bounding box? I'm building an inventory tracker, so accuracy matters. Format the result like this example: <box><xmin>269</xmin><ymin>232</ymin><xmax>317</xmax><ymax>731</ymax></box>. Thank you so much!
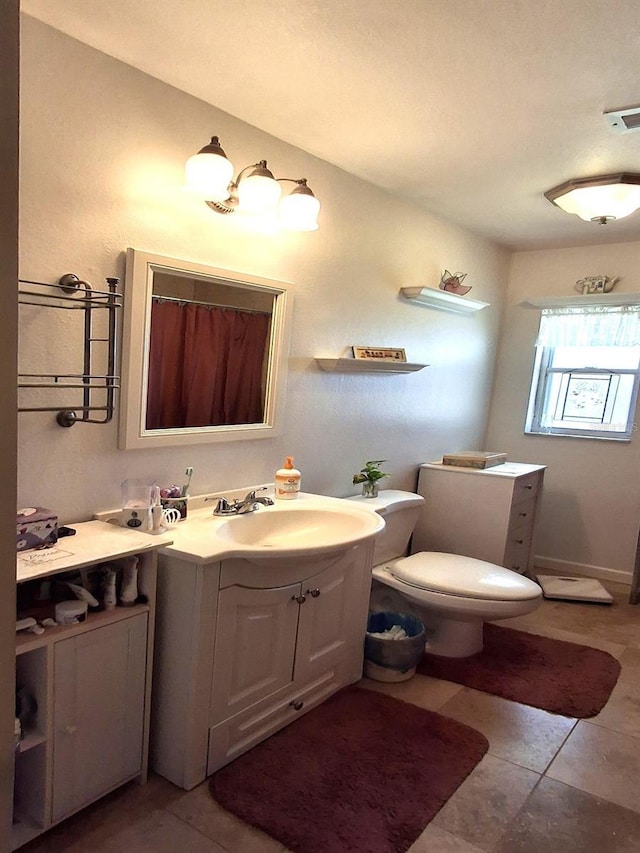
<box><xmin>214</xmin><ymin>503</ymin><xmax>383</xmax><ymax>556</ymax></box>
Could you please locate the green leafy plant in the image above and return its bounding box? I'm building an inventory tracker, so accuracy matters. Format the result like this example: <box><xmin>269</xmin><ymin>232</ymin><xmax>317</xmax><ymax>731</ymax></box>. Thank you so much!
<box><xmin>352</xmin><ymin>459</ymin><xmax>389</xmax><ymax>486</ymax></box>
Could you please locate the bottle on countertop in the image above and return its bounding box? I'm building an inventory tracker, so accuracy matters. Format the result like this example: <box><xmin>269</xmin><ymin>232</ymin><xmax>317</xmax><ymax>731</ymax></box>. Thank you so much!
<box><xmin>275</xmin><ymin>456</ymin><xmax>301</xmax><ymax>500</ymax></box>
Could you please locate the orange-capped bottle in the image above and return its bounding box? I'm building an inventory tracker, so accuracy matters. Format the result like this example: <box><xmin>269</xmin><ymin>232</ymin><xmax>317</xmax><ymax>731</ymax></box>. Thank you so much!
<box><xmin>275</xmin><ymin>456</ymin><xmax>301</xmax><ymax>500</ymax></box>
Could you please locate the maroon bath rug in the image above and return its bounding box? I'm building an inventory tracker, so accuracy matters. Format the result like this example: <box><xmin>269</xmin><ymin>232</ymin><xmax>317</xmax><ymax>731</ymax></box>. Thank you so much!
<box><xmin>417</xmin><ymin>622</ymin><xmax>621</xmax><ymax>718</ymax></box>
<box><xmin>209</xmin><ymin>685</ymin><xmax>488</xmax><ymax>853</ymax></box>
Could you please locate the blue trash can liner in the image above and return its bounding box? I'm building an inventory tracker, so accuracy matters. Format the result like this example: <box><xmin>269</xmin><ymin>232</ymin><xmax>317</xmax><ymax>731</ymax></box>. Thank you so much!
<box><xmin>365</xmin><ymin>611</ymin><xmax>426</xmax><ymax>672</ymax></box>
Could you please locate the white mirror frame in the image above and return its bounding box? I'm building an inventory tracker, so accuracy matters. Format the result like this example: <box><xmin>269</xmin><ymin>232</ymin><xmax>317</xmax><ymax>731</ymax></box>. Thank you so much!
<box><xmin>118</xmin><ymin>248</ymin><xmax>293</xmax><ymax>450</ymax></box>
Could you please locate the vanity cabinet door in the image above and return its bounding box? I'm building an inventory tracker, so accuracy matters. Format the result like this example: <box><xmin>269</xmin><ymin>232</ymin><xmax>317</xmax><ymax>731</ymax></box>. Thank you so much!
<box><xmin>52</xmin><ymin>614</ymin><xmax>147</xmax><ymax>823</ymax></box>
<box><xmin>210</xmin><ymin>583</ymin><xmax>300</xmax><ymax>723</ymax></box>
<box><xmin>294</xmin><ymin>550</ymin><xmax>367</xmax><ymax>684</ymax></box>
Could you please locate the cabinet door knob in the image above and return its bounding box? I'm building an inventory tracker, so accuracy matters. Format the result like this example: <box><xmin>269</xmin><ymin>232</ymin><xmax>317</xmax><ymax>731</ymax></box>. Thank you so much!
<box><xmin>64</xmin><ymin>725</ymin><xmax>77</xmax><ymax>735</ymax></box>
<box><xmin>292</xmin><ymin>593</ymin><xmax>306</xmax><ymax>604</ymax></box>
<box><xmin>306</xmin><ymin>588</ymin><xmax>321</xmax><ymax>598</ymax></box>
<box><xmin>515</xmin><ymin>538</ymin><xmax>524</xmax><ymax>544</ymax></box>
<box><xmin>289</xmin><ymin>699</ymin><xmax>304</xmax><ymax>711</ymax></box>
<box><xmin>511</xmin><ymin>565</ymin><xmax>521</xmax><ymax>571</ymax></box>
<box><xmin>519</xmin><ymin>512</ymin><xmax>528</xmax><ymax>517</ymax></box>
<box><xmin>525</xmin><ymin>483</ymin><xmax>533</xmax><ymax>490</ymax></box>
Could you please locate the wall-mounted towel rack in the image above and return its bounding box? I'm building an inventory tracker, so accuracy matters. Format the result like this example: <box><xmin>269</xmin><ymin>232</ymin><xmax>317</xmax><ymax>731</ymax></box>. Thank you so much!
<box><xmin>18</xmin><ymin>274</ymin><xmax>122</xmax><ymax>427</ymax></box>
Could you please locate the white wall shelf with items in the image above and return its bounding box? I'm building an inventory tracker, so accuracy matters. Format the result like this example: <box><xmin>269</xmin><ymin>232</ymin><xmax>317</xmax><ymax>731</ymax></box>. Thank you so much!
<box><xmin>522</xmin><ymin>293</ymin><xmax>640</xmax><ymax>309</ymax></box>
<box><xmin>13</xmin><ymin>522</ymin><xmax>169</xmax><ymax>851</ymax></box>
<box><xmin>315</xmin><ymin>358</ymin><xmax>428</xmax><ymax>374</ymax></box>
<box><xmin>399</xmin><ymin>286</ymin><xmax>489</xmax><ymax>313</ymax></box>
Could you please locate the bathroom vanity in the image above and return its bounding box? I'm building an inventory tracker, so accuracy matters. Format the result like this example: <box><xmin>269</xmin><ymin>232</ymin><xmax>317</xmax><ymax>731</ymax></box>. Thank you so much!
<box><xmin>12</xmin><ymin>523</ymin><xmax>168</xmax><ymax>851</ymax></box>
<box><xmin>148</xmin><ymin>491</ymin><xmax>382</xmax><ymax>789</ymax></box>
<box><xmin>412</xmin><ymin>461</ymin><xmax>546</xmax><ymax>574</ymax></box>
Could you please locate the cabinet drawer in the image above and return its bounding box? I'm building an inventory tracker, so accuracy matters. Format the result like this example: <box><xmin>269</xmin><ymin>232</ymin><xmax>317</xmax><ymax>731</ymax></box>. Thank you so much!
<box><xmin>503</xmin><ymin>525</ymin><xmax>533</xmax><ymax>574</ymax></box>
<box><xmin>508</xmin><ymin>495</ymin><xmax>537</xmax><ymax>530</ymax></box>
<box><xmin>512</xmin><ymin>472</ymin><xmax>542</xmax><ymax>505</ymax></box>
<box><xmin>207</xmin><ymin>666</ymin><xmax>348</xmax><ymax>774</ymax></box>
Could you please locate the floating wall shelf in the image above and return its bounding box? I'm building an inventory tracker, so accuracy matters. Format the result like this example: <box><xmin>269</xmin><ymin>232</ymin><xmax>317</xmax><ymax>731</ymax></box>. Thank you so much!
<box><xmin>522</xmin><ymin>293</ymin><xmax>640</xmax><ymax>309</ymax></box>
<box><xmin>315</xmin><ymin>358</ymin><xmax>427</xmax><ymax>374</ymax></box>
<box><xmin>400</xmin><ymin>286</ymin><xmax>489</xmax><ymax>313</ymax></box>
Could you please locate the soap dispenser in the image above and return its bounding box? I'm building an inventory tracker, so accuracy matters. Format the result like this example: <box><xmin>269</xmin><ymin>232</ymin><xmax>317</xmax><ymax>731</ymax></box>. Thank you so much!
<box><xmin>275</xmin><ymin>457</ymin><xmax>301</xmax><ymax>500</ymax></box>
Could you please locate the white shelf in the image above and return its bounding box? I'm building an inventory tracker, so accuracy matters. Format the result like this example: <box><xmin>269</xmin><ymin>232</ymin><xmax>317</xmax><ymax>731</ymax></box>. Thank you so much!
<box><xmin>522</xmin><ymin>293</ymin><xmax>640</xmax><ymax>308</ymax></box>
<box><xmin>400</xmin><ymin>286</ymin><xmax>489</xmax><ymax>313</ymax></box>
<box><xmin>315</xmin><ymin>358</ymin><xmax>428</xmax><ymax>374</ymax></box>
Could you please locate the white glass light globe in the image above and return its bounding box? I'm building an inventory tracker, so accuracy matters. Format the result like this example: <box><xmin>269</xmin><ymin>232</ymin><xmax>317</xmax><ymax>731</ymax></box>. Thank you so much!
<box><xmin>279</xmin><ymin>191</ymin><xmax>320</xmax><ymax>231</ymax></box>
<box><xmin>184</xmin><ymin>152</ymin><xmax>234</xmax><ymax>201</ymax></box>
<box><xmin>237</xmin><ymin>174</ymin><xmax>282</xmax><ymax>214</ymax></box>
<box><xmin>557</xmin><ymin>184</ymin><xmax>640</xmax><ymax>222</ymax></box>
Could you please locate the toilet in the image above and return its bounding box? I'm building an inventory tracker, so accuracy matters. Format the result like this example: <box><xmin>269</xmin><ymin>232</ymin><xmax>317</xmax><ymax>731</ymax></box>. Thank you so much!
<box><xmin>347</xmin><ymin>490</ymin><xmax>542</xmax><ymax>658</ymax></box>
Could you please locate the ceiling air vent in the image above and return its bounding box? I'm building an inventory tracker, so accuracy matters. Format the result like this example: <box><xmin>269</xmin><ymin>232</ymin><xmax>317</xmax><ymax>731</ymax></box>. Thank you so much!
<box><xmin>604</xmin><ymin>105</ymin><xmax>640</xmax><ymax>133</ymax></box>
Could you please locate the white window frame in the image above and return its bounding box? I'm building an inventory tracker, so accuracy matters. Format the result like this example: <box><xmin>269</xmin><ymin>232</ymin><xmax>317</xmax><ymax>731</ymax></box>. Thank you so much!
<box><xmin>525</xmin><ymin>305</ymin><xmax>640</xmax><ymax>441</ymax></box>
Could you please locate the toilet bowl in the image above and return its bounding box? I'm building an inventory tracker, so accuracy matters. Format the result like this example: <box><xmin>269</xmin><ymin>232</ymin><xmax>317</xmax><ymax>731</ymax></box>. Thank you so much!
<box><xmin>347</xmin><ymin>490</ymin><xmax>542</xmax><ymax>658</ymax></box>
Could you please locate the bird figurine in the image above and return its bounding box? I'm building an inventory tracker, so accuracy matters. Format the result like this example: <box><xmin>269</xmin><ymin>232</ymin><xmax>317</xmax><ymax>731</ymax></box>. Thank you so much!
<box><xmin>440</xmin><ymin>270</ymin><xmax>471</xmax><ymax>296</ymax></box>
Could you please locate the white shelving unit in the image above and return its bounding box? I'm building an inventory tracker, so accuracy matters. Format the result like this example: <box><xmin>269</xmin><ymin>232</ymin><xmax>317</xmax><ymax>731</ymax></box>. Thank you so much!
<box><xmin>12</xmin><ymin>522</ymin><xmax>169</xmax><ymax>850</ymax></box>
<box><xmin>399</xmin><ymin>286</ymin><xmax>489</xmax><ymax>313</ymax></box>
<box><xmin>315</xmin><ymin>358</ymin><xmax>427</xmax><ymax>374</ymax></box>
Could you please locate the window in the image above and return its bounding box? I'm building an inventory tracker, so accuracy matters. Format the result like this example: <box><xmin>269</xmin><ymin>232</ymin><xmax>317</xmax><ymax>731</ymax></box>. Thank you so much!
<box><xmin>525</xmin><ymin>305</ymin><xmax>640</xmax><ymax>440</ymax></box>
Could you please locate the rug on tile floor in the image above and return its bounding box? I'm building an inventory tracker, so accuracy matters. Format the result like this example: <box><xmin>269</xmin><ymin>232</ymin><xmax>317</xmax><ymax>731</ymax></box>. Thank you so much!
<box><xmin>209</xmin><ymin>685</ymin><xmax>488</xmax><ymax>853</ymax></box>
<box><xmin>416</xmin><ymin>623</ymin><xmax>621</xmax><ymax>718</ymax></box>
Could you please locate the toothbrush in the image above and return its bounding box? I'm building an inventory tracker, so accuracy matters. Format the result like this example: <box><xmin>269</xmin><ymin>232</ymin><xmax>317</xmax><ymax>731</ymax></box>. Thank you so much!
<box><xmin>181</xmin><ymin>467</ymin><xmax>193</xmax><ymax>497</ymax></box>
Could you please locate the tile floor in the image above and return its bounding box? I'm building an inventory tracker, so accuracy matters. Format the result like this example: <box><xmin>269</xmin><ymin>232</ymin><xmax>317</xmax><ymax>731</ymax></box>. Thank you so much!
<box><xmin>19</xmin><ymin>579</ymin><xmax>640</xmax><ymax>853</ymax></box>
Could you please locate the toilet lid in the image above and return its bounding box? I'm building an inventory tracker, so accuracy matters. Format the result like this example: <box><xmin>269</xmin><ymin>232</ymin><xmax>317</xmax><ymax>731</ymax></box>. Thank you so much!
<box><xmin>387</xmin><ymin>552</ymin><xmax>541</xmax><ymax>601</ymax></box>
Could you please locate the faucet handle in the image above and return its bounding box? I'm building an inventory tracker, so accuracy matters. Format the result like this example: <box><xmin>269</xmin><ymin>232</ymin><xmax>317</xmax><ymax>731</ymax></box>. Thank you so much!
<box><xmin>213</xmin><ymin>497</ymin><xmax>231</xmax><ymax>515</ymax></box>
<box><xmin>242</xmin><ymin>486</ymin><xmax>268</xmax><ymax>502</ymax></box>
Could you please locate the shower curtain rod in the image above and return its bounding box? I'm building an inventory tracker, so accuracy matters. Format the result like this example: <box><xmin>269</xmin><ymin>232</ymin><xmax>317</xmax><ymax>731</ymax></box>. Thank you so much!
<box><xmin>152</xmin><ymin>293</ymin><xmax>272</xmax><ymax>316</ymax></box>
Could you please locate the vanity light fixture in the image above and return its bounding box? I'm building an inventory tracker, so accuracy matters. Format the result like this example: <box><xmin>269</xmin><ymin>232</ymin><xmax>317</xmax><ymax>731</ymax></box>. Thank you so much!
<box><xmin>544</xmin><ymin>173</ymin><xmax>640</xmax><ymax>225</ymax></box>
<box><xmin>185</xmin><ymin>136</ymin><xmax>320</xmax><ymax>231</ymax></box>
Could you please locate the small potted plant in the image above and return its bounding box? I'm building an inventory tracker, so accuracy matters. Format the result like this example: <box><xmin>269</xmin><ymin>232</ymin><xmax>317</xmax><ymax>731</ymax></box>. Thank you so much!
<box><xmin>352</xmin><ymin>460</ymin><xmax>389</xmax><ymax>498</ymax></box>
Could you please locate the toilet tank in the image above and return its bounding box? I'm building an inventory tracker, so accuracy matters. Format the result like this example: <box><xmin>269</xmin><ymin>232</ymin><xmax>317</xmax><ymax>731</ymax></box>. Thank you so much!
<box><xmin>346</xmin><ymin>490</ymin><xmax>425</xmax><ymax>565</ymax></box>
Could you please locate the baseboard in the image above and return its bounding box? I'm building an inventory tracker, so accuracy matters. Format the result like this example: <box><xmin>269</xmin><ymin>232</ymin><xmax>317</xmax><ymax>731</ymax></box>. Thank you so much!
<box><xmin>534</xmin><ymin>555</ymin><xmax>632</xmax><ymax>587</ymax></box>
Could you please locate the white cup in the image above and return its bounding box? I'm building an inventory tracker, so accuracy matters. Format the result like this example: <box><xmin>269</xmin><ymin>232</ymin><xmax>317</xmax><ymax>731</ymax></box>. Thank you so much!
<box><xmin>162</xmin><ymin>507</ymin><xmax>181</xmax><ymax>527</ymax></box>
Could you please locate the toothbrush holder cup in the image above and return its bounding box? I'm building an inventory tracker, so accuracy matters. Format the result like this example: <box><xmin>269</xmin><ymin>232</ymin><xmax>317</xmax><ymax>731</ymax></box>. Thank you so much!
<box><xmin>160</xmin><ymin>495</ymin><xmax>189</xmax><ymax>520</ymax></box>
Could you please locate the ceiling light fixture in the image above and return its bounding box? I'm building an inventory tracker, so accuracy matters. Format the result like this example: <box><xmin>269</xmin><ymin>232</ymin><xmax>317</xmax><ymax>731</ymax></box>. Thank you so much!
<box><xmin>544</xmin><ymin>173</ymin><xmax>640</xmax><ymax>225</ymax></box>
<box><xmin>185</xmin><ymin>136</ymin><xmax>320</xmax><ymax>231</ymax></box>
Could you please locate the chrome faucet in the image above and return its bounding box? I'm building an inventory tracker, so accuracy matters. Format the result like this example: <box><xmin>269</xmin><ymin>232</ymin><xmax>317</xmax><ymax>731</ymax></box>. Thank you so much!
<box><xmin>208</xmin><ymin>487</ymin><xmax>274</xmax><ymax>516</ymax></box>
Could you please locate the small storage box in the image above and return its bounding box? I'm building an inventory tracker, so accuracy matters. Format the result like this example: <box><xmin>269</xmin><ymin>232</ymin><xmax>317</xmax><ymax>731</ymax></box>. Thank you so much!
<box><xmin>16</xmin><ymin>507</ymin><xmax>58</xmax><ymax>552</ymax></box>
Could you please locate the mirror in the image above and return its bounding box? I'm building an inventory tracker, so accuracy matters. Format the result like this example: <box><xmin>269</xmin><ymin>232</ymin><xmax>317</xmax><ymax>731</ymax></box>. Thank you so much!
<box><xmin>119</xmin><ymin>249</ymin><xmax>292</xmax><ymax>449</ymax></box>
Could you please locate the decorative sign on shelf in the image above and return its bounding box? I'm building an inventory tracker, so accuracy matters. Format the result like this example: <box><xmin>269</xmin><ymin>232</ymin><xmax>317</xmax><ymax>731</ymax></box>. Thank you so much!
<box><xmin>352</xmin><ymin>346</ymin><xmax>407</xmax><ymax>363</ymax></box>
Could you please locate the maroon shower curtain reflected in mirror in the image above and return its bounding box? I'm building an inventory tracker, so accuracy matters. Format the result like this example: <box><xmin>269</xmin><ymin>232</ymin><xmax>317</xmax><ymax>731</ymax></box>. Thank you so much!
<box><xmin>146</xmin><ymin>300</ymin><xmax>271</xmax><ymax>429</ymax></box>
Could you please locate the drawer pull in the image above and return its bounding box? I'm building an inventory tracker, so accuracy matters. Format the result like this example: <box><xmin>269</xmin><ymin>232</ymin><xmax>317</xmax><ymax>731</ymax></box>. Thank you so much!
<box><xmin>519</xmin><ymin>512</ymin><xmax>528</xmax><ymax>517</ymax></box>
<box><xmin>515</xmin><ymin>538</ymin><xmax>524</xmax><ymax>545</ymax></box>
<box><xmin>292</xmin><ymin>594</ymin><xmax>306</xmax><ymax>604</ymax></box>
<box><xmin>289</xmin><ymin>699</ymin><xmax>304</xmax><ymax>711</ymax></box>
<box><xmin>306</xmin><ymin>588</ymin><xmax>321</xmax><ymax>598</ymax></box>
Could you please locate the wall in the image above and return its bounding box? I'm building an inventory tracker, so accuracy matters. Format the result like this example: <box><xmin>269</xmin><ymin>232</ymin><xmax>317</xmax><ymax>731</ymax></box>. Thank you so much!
<box><xmin>486</xmin><ymin>241</ymin><xmax>640</xmax><ymax>582</ymax></box>
<box><xmin>19</xmin><ymin>17</ymin><xmax>509</xmax><ymax>523</ymax></box>
<box><xmin>1</xmin><ymin>1</ymin><xmax>19</xmax><ymax>845</ymax></box>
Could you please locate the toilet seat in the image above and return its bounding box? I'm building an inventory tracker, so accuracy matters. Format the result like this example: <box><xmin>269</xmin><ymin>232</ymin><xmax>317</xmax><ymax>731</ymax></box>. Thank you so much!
<box><xmin>386</xmin><ymin>552</ymin><xmax>541</xmax><ymax>602</ymax></box>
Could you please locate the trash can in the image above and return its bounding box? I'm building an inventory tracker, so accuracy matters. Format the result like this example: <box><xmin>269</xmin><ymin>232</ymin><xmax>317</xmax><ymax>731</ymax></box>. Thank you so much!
<box><xmin>364</xmin><ymin>611</ymin><xmax>426</xmax><ymax>683</ymax></box>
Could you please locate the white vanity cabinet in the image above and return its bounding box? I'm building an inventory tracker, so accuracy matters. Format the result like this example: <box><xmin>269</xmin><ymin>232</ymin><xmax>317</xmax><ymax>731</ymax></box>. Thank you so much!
<box><xmin>151</xmin><ymin>540</ymin><xmax>374</xmax><ymax>788</ymax></box>
<box><xmin>412</xmin><ymin>462</ymin><xmax>546</xmax><ymax>574</ymax></box>
<box><xmin>12</xmin><ymin>522</ymin><xmax>164</xmax><ymax>851</ymax></box>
